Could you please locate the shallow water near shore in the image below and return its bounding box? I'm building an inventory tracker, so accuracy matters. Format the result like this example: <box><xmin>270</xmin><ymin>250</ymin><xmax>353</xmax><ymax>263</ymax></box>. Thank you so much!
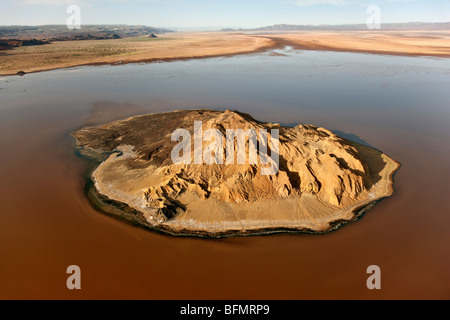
<box><xmin>0</xmin><ymin>49</ymin><xmax>449</xmax><ymax>299</ymax></box>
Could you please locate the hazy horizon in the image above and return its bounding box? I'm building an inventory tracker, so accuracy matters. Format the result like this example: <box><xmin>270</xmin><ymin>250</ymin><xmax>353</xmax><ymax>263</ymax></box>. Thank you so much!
<box><xmin>1</xmin><ymin>0</ymin><xmax>449</xmax><ymax>30</ymax></box>
<box><xmin>1</xmin><ymin>21</ymin><xmax>449</xmax><ymax>32</ymax></box>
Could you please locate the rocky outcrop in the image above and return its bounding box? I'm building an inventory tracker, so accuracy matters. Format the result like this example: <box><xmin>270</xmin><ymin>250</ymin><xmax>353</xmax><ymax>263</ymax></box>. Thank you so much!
<box><xmin>72</xmin><ymin>109</ymin><xmax>400</xmax><ymax>237</ymax></box>
<box><xmin>0</xmin><ymin>39</ymin><xmax>50</xmax><ymax>50</ymax></box>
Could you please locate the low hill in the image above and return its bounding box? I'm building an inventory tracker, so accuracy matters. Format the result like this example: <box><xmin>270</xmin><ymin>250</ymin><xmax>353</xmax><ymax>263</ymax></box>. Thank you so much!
<box><xmin>0</xmin><ymin>24</ymin><xmax>173</xmax><ymax>40</ymax></box>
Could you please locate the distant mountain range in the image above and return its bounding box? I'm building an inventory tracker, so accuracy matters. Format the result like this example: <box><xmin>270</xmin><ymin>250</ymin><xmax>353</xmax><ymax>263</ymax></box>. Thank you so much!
<box><xmin>221</xmin><ymin>22</ymin><xmax>450</xmax><ymax>32</ymax></box>
<box><xmin>1</xmin><ymin>22</ymin><xmax>447</xmax><ymax>40</ymax></box>
<box><xmin>0</xmin><ymin>25</ymin><xmax>173</xmax><ymax>40</ymax></box>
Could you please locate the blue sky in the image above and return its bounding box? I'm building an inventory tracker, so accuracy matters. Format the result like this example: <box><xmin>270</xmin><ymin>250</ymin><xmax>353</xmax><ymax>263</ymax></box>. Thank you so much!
<box><xmin>1</xmin><ymin>0</ymin><xmax>449</xmax><ymax>29</ymax></box>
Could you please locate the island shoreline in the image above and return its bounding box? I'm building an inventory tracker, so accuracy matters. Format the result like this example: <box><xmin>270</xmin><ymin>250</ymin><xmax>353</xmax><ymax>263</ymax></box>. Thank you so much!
<box><xmin>84</xmin><ymin>169</ymin><xmax>399</xmax><ymax>239</ymax></box>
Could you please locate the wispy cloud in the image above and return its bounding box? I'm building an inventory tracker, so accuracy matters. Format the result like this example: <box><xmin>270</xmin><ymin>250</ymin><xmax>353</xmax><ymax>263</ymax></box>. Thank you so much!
<box><xmin>294</xmin><ymin>0</ymin><xmax>415</xmax><ymax>6</ymax></box>
<box><xmin>10</xmin><ymin>0</ymin><xmax>176</xmax><ymax>5</ymax></box>
<box><xmin>294</xmin><ymin>0</ymin><xmax>349</xmax><ymax>6</ymax></box>
<box><xmin>12</xmin><ymin>0</ymin><xmax>85</xmax><ymax>5</ymax></box>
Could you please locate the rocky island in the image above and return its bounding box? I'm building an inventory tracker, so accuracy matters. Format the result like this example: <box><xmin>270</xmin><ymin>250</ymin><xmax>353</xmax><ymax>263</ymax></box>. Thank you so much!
<box><xmin>72</xmin><ymin>109</ymin><xmax>400</xmax><ymax>237</ymax></box>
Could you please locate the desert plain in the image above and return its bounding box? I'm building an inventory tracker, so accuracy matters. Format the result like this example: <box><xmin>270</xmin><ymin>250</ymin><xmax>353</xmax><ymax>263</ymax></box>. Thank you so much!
<box><xmin>1</xmin><ymin>30</ymin><xmax>450</xmax><ymax>75</ymax></box>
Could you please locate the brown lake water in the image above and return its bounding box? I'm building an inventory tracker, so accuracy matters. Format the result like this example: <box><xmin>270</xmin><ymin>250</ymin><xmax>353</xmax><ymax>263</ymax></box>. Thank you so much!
<box><xmin>0</xmin><ymin>49</ymin><xmax>449</xmax><ymax>299</ymax></box>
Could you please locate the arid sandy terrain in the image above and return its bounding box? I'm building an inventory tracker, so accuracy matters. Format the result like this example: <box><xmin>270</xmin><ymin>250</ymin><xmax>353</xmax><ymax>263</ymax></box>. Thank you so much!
<box><xmin>266</xmin><ymin>31</ymin><xmax>450</xmax><ymax>57</ymax></box>
<box><xmin>0</xmin><ymin>32</ymin><xmax>272</xmax><ymax>75</ymax></box>
<box><xmin>1</xmin><ymin>31</ymin><xmax>449</xmax><ymax>76</ymax></box>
